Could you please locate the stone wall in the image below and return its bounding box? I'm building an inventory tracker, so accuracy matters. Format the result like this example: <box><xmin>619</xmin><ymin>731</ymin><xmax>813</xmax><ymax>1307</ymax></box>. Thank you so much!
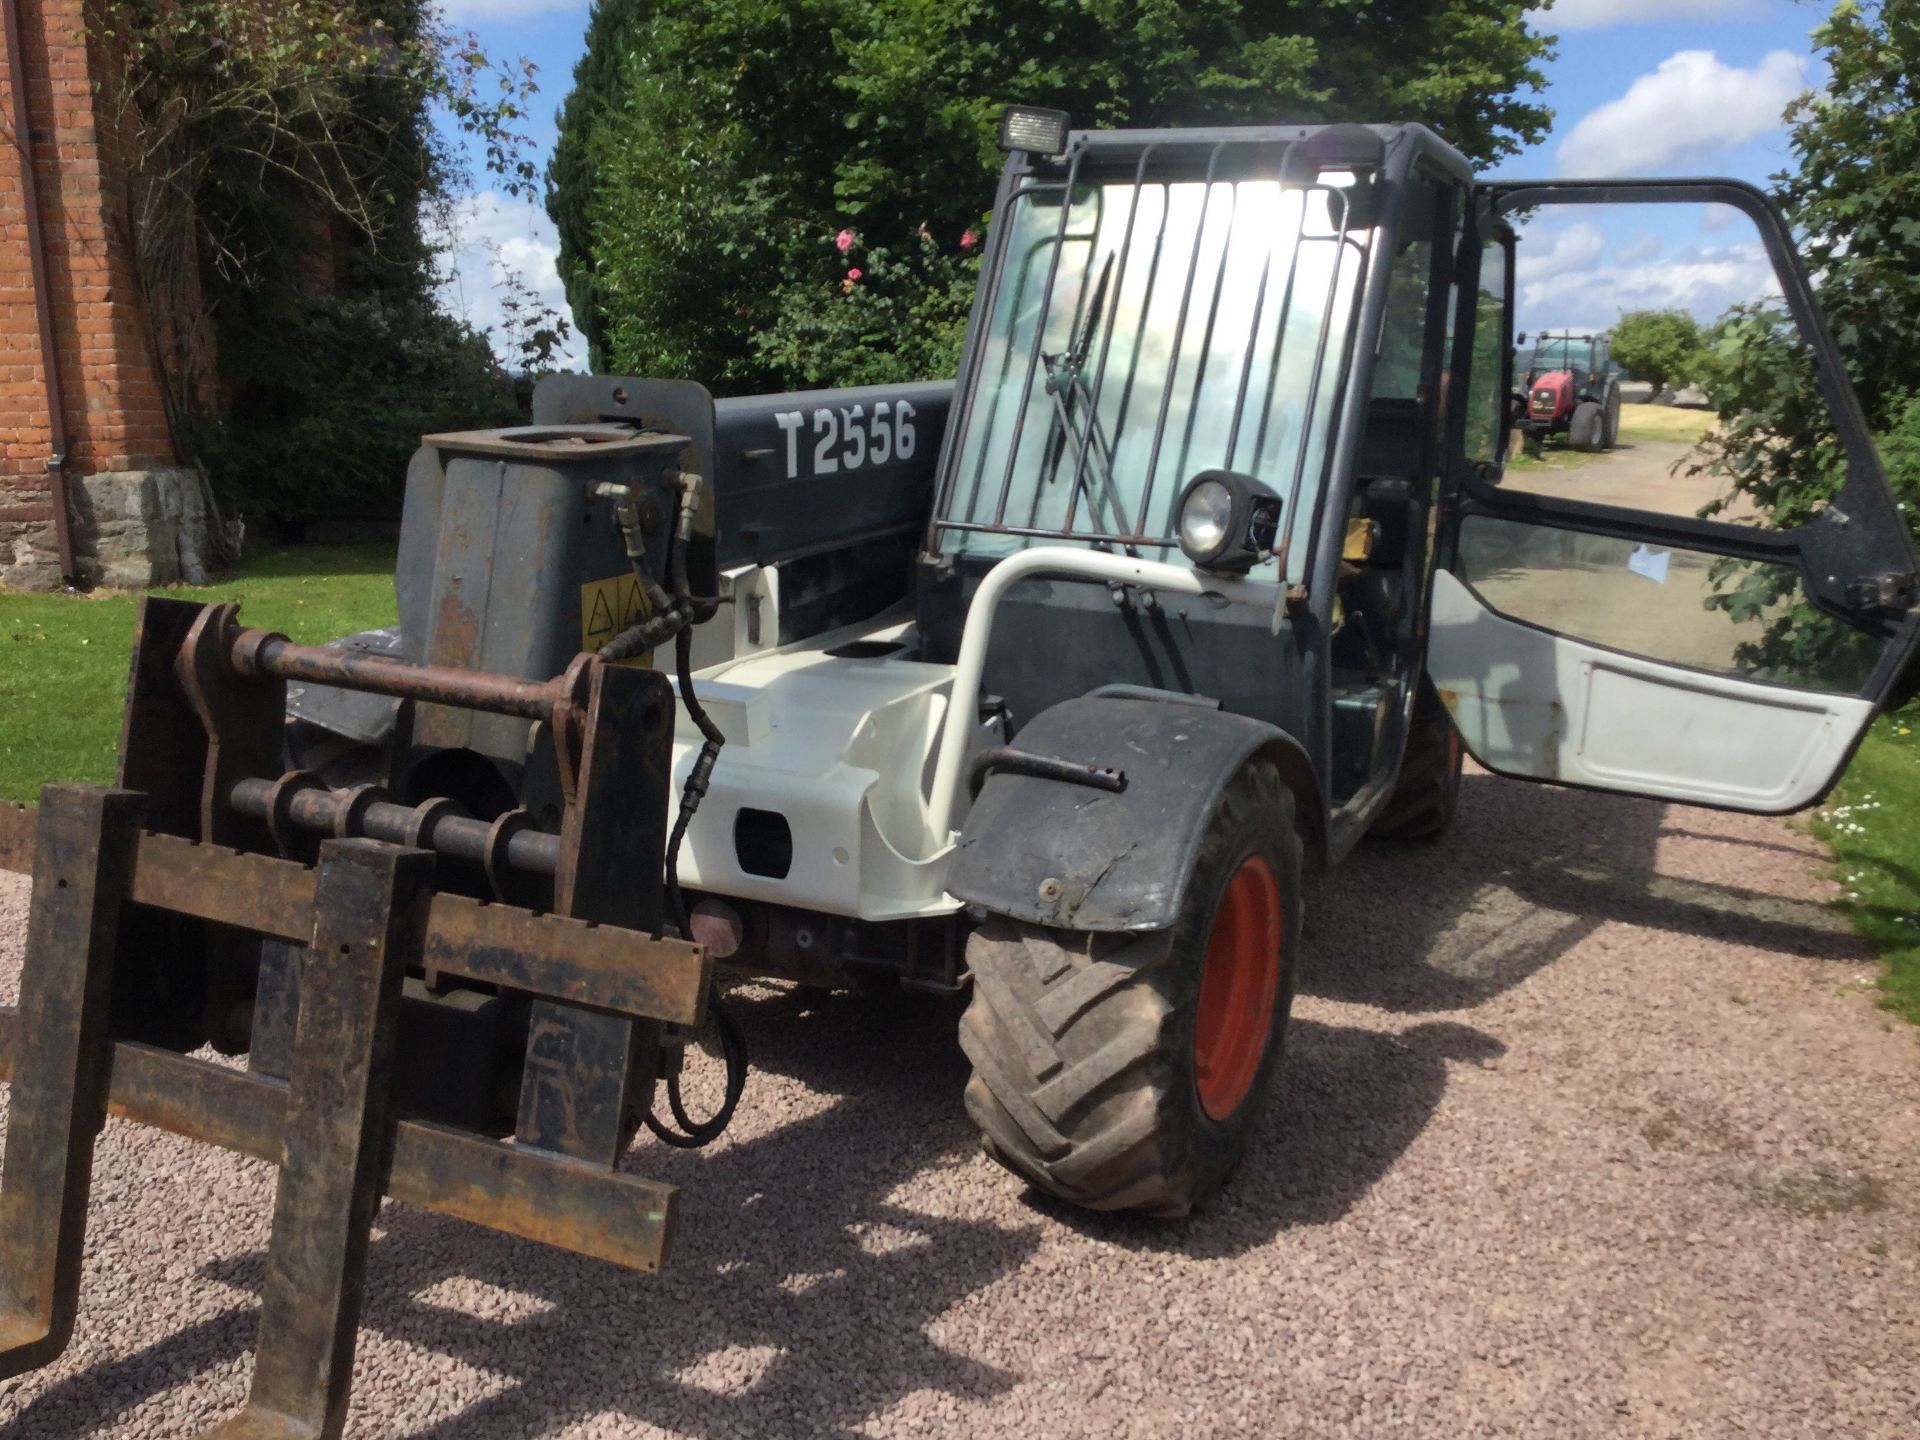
<box><xmin>3</xmin><ymin>468</ymin><xmax>214</xmax><ymax>589</ymax></box>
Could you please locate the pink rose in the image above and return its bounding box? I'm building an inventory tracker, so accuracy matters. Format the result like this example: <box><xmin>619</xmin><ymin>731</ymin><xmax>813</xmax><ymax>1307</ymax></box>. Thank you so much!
<box><xmin>959</xmin><ymin>228</ymin><xmax>978</xmax><ymax>251</ymax></box>
<box><xmin>846</xmin><ymin>267</ymin><xmax>863</xmax><ymax>281</ymax></box>
<box><xmin>835</xmin><ymin>228</ymin><xmax>856</xmax><ymax>253</ymax></box>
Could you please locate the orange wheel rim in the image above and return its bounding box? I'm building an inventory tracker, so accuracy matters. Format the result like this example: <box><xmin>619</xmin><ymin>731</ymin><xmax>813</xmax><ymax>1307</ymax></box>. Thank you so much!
<box><xmin>1193</xmin><ymin>855</ymin><xmax>1283</xmax><ymax>1121</ymax></box>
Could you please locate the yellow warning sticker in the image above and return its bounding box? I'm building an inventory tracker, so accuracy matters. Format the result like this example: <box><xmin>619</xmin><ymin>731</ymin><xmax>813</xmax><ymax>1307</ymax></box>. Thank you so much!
<box><xmin>580</xmin><ymin>573</ymin><xmax>651</xmax><ymax>663</ymax></box>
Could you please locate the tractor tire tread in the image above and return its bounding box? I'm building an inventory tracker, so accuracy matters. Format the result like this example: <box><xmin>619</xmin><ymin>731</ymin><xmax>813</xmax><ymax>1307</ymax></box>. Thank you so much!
<box><xmin>1569</xmin><ymin>399</ymin><xmax>1603</xmax><ymax>452</ymax></box>
<box><xmin>960</xmin><ymin>762</ymin><xmax>1298</xmax><ymax>1217</ymax></box>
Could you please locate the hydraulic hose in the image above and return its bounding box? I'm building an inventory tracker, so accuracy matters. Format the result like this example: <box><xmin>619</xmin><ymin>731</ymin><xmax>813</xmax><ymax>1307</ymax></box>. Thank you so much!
<box><xmin>640</xmin><ymin>625</ymin><xmax>738</xmax><ymax>1150</ymax></box>
<box><xmin>598</xmin><ymin>603</ymin><xmax>685</xmax><ymax>661</ymax></box>
<box><xmin>626</xmin><ymin>467</ymin><xmax>742</xmax><ymax>1148</ymax></box>
<box><xmin>642</xmin><ymin>992</ymin><xmax>746</xmax><ymax>1149</ymax></box>
<box><xmin>662</xmin><ymin>617</ymin><xmax>724</xmax><ymax>937</ymax></box>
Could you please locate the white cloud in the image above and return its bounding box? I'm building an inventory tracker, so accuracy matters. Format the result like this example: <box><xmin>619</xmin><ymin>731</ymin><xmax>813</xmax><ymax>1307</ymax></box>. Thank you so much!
<box><xmin>1517</xmin><ymin>226</ymin><xmax>1779</xmax><ymax>332</ymax></box>
<box><xmin>1556</xmin><ymin>49</ymin><xmax>1808</xmax><ymax>177</ymax></box>
<box><xmin>1615</xmin><ymin>234</ymin><xmax>1661</xmax><ymax>265</ymax></box>
<box><xmin>430</xmin><ymin>191</ymin><xmax>588</xmax><ymax>371</ymax></box>
<box><xmin>1543</xmin><ymin>0</ymin><xmax>1758</xmax><ymax>32</ymax></box>
<box><xmin>1515</xmin><ymin>221</ymin><xmax>1606</xmax><ymax>288</ymax></box>
<box><xmin>433</xmin><ymin>0</ymin><xmax>585</xmax><ymax>21</ymax></box>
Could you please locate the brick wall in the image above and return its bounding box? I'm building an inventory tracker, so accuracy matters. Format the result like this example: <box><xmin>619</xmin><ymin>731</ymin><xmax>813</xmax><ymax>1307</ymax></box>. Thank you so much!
<box><xmin>2</xmin><ymin>0</ymin><xmax>181</xmax><ymax>587</ymax></box>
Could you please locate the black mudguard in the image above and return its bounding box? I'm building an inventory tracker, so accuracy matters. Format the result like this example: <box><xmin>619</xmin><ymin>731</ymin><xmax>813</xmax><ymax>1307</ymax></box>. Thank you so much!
<box><xmin>949</xmin><ymin>695</ymin><xmax>1319</xmax><ymax>933</ymax></box>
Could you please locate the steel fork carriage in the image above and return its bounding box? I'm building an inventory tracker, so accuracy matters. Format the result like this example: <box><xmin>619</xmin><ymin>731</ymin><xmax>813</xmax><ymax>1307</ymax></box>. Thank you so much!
<box><xmin>0</xmin><ymin>596</ymin><xmax>709</xmax><ymax>1439</ymax></box>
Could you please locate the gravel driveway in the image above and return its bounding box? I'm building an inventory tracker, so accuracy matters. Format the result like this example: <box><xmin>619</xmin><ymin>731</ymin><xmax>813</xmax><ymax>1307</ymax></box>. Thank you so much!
<box><xmin>2</xmin><ymin>768</ymin><xmax>1917</xmax><ymax>1438</ymax></box>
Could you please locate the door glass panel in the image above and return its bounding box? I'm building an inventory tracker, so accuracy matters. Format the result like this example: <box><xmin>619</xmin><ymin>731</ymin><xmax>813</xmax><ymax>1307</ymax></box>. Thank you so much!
<box><xmin>1371</xmin><ymin>178</ymin><xmax>1436</xmax><ymax>400</ymax></box>
<box><xmin>1463</xmin><ymin>239</ymin><xmax>1507</xmax><ymax>465</ymax></box>
<box><xmin>1501</xmin><ymin>201</ymin><xmax>1804</xmax><ymax>523</ymax></box>
<box><xmin>1455</xmin><ymin>514</ymin><xmax>1879</xmax><ymax>692</ymax></box>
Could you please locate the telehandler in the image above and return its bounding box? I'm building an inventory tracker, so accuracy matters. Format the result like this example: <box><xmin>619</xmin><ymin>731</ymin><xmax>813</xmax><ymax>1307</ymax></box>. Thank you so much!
<box><xmin>2</xmin><ymin>109</ymin><xmax>1914</xmax><ymax>1436</ymax></box>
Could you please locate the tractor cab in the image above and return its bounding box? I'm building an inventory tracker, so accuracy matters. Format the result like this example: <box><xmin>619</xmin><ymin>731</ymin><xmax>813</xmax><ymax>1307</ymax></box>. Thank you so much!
<box><xmin>1521</xmin><ymin>329</ymin><xmax>1615</xmax><ymax>388</ymax></box>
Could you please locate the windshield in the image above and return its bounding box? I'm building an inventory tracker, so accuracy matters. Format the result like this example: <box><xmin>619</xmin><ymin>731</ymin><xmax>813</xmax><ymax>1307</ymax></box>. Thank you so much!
<box><xmin>1526</xmin><ymin>335</ymin><xmax>1606</xmax><ymax>375</ymax></box>
<box><xmin>937</xmin><ymin>169</ymin><xmax>1372</xmax><ymax>583</ymax></box>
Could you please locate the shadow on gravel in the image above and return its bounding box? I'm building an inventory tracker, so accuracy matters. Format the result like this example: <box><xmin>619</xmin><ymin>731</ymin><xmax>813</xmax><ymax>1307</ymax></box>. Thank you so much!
<box><xmin>0</xmin><ymin>988</ymin><xmax>1032</xmax><ymax>1440</ymax></box>
<box><xmin>1655</xmin><ymin>823</ymin><xmax>1814</xmax><ymax>856</ymax></box>
<box><xmin>0</xmin><ymin>1308</ymin><xmax>261</xmax><ymax>1440</ymax></box>
<box><xmin>1308</xmin><ymin>771</ymin><xmax>1862</xmax><ymax>1014</ymax></box>
<box><xmin>0</xmin><ymin>773</ymin><xmax>1868</xmax><ymax>1437</ymax></box>
<box><xmin>1018</xmin><ymin>1017</ymin><xmax>1505</xmax><ymax>1259</ymax></box>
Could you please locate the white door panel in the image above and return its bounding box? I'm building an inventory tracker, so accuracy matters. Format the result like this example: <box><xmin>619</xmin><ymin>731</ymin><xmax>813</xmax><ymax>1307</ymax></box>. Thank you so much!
<box><xmin>1427</xmin><ymin>569</ymin><xmax>1872</xmax><ymax>811</ymax></box>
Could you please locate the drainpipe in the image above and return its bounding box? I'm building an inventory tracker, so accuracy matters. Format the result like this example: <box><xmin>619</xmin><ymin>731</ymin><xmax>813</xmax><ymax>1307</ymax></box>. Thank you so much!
<box><xmin>3</xmin><ymin>0</ymin><xmax>76</xmax><ymax>583</ymax></box>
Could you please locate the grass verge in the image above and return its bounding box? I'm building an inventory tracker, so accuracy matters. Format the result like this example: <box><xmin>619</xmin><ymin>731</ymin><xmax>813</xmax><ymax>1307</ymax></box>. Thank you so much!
<box><xmin>1504</xmin><ymin>404</ymin><xmax>1714</xmax><ymax>473</ymax></box>
<box><xmin>0</xmin><ymin>544</ymin><xmax>397</xmax><ymax>802</ymax></box>
<box><xmin>1502</xmin><ymin>445</ymin><xmax>1606</xmax><ymax>475</ymax></box>
<box><xmin>1617</xmin><ymin>403</ymin><xmax>1715</xmax><ymax>446</ymax></box>
<box><xmin>1811</xmin><ymin>707</ymin><xmax>1920</xmax><ymax>1027</ymax></box>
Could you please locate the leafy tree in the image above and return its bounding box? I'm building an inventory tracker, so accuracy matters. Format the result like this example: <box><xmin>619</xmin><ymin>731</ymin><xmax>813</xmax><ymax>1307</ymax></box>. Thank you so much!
<box><xmin>549</xmin><ymin>0</ymin><xmax>656</xmax><ymax>374</ymax></box>
<box><xmin>1698</xmin><ymin>0</ymin><xmax>1920</xmax><ymax>530</ymax></box>
<box><xmin>549</xmin><ymin>0</ymin><xmax>1556</xmax><ymax>394</ymax></box>
<box><xmin>1610</xmin><ymin>309</ymin><xmax>1705</xmax><ymax>395</ymax></box>
<box><xmin>190</xmin><ymin>293</ymin><xmax>511</xmax><ymax>528</ymax></box>
<box><xmin>1692</xmin><ymin>1</ymin><xmax>1920</xmax><ymax>687</ymax></box>
<box><xmin>92</xmin><ymin>1</ymin><xmax>538</xmax><ymax>530</ymax></box>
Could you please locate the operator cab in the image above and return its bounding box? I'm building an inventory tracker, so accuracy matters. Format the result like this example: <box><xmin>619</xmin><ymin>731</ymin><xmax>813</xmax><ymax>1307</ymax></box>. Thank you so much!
<box><xmin>917</xmin><ymin>120</ymin><xmax>1475</xmax><ymax>835</ymax></box>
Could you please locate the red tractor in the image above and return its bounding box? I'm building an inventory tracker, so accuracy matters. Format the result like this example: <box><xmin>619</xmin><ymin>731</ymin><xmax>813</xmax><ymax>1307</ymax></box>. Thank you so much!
<box><xmin>1517</xmin><ymin>329</ymin><xmax>1622</xmax><ymax>451</ymax></box>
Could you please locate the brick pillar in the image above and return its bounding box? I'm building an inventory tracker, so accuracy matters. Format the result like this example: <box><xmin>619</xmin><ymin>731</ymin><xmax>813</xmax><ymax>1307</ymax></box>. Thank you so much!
<box><xmin>1</xmin><ymin>0</ymin><xmax>195</xmax><ymax>590</ymax></box>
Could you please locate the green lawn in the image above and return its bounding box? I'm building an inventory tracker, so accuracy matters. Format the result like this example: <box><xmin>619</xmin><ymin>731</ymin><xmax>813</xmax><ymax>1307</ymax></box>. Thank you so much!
<box><xmin>1616</xmin><ymin>403</ymin><xmax>1715</xmax><ymax>446</ymax></box>
<box><xmin>1504</xmin><ymin>404</ymin><xmax>1714</xmax><ymax>473</ymax></box>
<box><xmin>1812</xmin><ymin>708</ymin><xmax>1920</xmax><ymax>1027</ymax></box>
<box><xmin>1502</xmin><ymin>446</ymin><xmax>1606</xmax><ymax>475</ymax></box>
<box><xmin>0</xmin><ymin>545</ymin><xmax>397</xmax><ymax>802</ymax></box>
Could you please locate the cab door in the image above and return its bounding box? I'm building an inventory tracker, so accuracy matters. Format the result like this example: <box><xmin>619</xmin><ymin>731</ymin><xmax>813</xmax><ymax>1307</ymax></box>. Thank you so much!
<box><xmin>1425</xmin><ymin>179</ymin><xmax>1919</xmax><ymax>812</ymax></box>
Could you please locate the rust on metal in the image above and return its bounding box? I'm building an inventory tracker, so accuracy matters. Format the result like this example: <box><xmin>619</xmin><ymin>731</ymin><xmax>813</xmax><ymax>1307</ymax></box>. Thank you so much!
<box><xmin>128</xmin><ymin>833</ymin><xmax>316</xmax><ymax>944</ymax></box>
<box><xmin>1</xmin><ymin>551</ymin><xmax>695</xmax><ymax>1433</ymax></box>
<box><xmin>176</xmin><ymin>603</ymin><xmax>286</xmax><ymax>851</ymax></box>
<box><xmin>0</xmin><ymin>1021</ymin><xmax>676</xmax><ymax>1274</ymax></box>
<box><xmin>0</xmin><ymin>803</ymin><xmax>32</xmax><ymax>876</ymax></box>
<box><xmin>231</xmin><ymin>628</ymin><xmax>570</xmax><ymax>724</ymax></box>
<box><xmin>222</xmin><ymin>840</ymin><xmax>429</xmax><ymax>1440</ymax></box>
<box><xmin>518</xmin><ymin>660</ymin><xmax>677</xmax><ymax>1165</ymax></box>
<box><xmin>390</xmin><ymin>1120</ymin><xmax>675</xmax><ymax>1272</ymax></box>
<box><xmin>123</xmin><ymin>831</ymin><xmax>706</xmax><ymax>1023</ymax></box>
<box><xmin>0</xmin><ymin>788</ymin><xmax>145</xmax><ymax>1379</ymax></box>
<box><xmin>0</xmin><ymin>1020</ymin><xmax>675</xmax><ymax>1273</ymax></box>
<box><xmin>118</xmin><ymin>597</ymin><xmax>214</xmax><ymax>838</ymax></box>
<box><xmin>426</xmin><ymin>893</ymin><xmax>709</xmax><ymax>1027</ymax></box>
<box><xmin>226</xmin><ymin>776</ymin><xmax>562</xmax><ymax>877</ymax></box>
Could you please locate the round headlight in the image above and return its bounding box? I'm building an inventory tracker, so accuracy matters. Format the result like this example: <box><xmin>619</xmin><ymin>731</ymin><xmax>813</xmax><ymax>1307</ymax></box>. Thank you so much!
<box><xmin>1178</xmin><ymin>478</ymin><xmax>1234</xmax><ymax>562</ymax></box>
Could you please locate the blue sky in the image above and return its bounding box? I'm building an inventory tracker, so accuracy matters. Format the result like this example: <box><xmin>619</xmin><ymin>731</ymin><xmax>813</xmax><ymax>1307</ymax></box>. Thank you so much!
<box><xmin>430</xmin><ymin>0</ymin><xmax>1837</xmax><ymax>365</ymax></box>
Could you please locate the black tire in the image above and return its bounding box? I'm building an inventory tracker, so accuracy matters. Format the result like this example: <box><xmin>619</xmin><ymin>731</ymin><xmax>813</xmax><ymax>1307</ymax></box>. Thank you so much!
<box><xmin>1600</xmin><ymin>383</ymin><xmax>1622</xmax><ymax>450</ymax></box>
<box><xmin>1369</xmin><ymin>683</ymin><xmax>1463</xmax><ymax>841</ymax></box>
<box><xmin>960</xmin><ymin>762</ymin><xmax>1302</xmax><ymax>1218</ymax></box>
<box><xmin>1568</xmin><ymin>400</ymin><xmax>1603</xmax><ymax>452</ymax></box>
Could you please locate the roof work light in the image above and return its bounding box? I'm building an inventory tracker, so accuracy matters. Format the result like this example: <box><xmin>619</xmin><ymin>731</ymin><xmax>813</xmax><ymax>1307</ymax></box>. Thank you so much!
<box><xmin>998</xmin><ymin>105</ymin><xmax>1071</xmax><ymax>156</ymax></box>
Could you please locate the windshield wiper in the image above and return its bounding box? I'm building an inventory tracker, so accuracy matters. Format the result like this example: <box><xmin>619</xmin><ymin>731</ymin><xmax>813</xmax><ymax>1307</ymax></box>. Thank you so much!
<box><xmin>1039</xmin><ymin>256</ymin><xmax>1136</xmax><ymax>550</ymax></box>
